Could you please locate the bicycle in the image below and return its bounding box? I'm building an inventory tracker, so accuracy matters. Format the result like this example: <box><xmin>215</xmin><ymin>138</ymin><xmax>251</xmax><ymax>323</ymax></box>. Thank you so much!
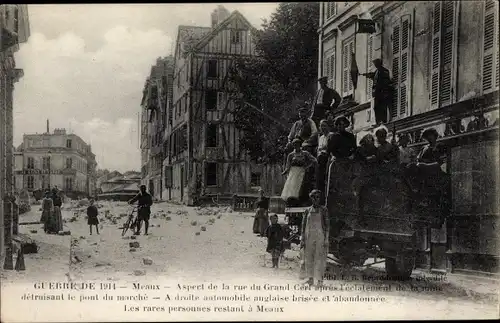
<box><xmin>121</xmin><ymin>206</ymin><xmax>138</xmax><ymax>236</ymax></box>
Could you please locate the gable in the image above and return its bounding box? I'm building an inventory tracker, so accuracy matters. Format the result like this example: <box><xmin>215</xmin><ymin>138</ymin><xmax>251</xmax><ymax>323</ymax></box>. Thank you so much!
<box><xmin>193</xmin><ymin>11</ymin><xmax>256</xmax><ymax>52</ymax></box>
<box><xmin>174</xmin><ymin>26</ymin><xmax>211</xmax><ymax>60</ymax></box>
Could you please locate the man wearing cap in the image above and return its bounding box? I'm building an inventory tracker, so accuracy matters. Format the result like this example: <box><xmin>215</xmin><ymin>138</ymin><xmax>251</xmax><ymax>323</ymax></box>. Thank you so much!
<box><xmin>311</xmin><ymin>76</ymin><xmax>342</xmax><ymax>126</ymax></box>
<box><xmin>287</xmin><ymin>106</ymin><xmax>318</xmax><ymax>152</ymax></box>
<box><xmin>362</xmin><ymin>58</ymin><xmax>393</xmax><ymax>125</ymax></box>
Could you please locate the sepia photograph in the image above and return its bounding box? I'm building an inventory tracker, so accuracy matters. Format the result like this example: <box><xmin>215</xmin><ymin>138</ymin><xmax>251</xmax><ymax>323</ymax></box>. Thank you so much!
<box><xmin>0</xmin><ymin>1</ymin><xmax>499</xmax><ymax>321</ymax></box>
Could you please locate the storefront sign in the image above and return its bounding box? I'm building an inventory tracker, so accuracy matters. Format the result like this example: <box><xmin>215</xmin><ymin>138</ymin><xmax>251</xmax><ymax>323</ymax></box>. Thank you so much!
<box><xmin>21</xmin><ymin>169</ymin><xmax>63</xmax><ymax>175</ymax></box>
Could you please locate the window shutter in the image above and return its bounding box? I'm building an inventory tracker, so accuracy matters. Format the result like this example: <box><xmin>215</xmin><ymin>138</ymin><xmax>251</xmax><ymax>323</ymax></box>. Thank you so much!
<box><xmin>348</xmin><ymin>41</ymin><xmax>354</xmax><ymax>92</ymax></box>
<box><xmin>342</xmin><ymin>41</ymin><xmax>349</xmax><ymax>95</ymax></box>
<box><xmin>325</xmin><ymin>51</ymin><xmax>335</xmax><ymax>89</ymax></box>
<box><xmin>440</xmin><ymin>1</ymin><xmax>456</xmax><ymax>106</ymax></box>
<box><xmin>329</xmin><ymin>52</ymin><xmax>335</xmax><ymax>89</ymax></box>
<box><xmin>367</xmin><ymin>35</ymin><xmax>374</xmax><ymax>100</ymax></box>
<box><xmin>399</xmin><ymin>16</ymin><xmax>411</xmax><ymax>116</ymax></box>
<box><xmin>391</xmin><ymin>23</ymin><xmax>400</xmax><ymax>119</ymax></box>
<box><xmin>323</xmin><ymin>54</ymin><xmax>329</xmax><ymax>84</ymax></box>
<box><xmin>430</xmin><ymin>1</ymin><xmax>442</xmax><ymax>109</ymax></box>
<box><xmin>483</xmin><ymin>0</ymin><xmax>499</xmax><ymax>93</ymax></box>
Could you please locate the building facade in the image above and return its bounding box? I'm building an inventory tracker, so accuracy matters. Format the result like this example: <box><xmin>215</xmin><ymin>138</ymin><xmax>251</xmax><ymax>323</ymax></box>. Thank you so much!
<box><xmin>319</xmin><ymin>1</ymin><xmax>499</xmax><ymax>273</ymax></box>
<box><xmin>1</xmin><ymin>4</ymin><xmax>30</xmax><ymax>256</ymax></box>
<box><xmin>162</xmin><ymin>5</ymin><xmax>265</xmax><ymax>205</ymax></box>
<box><xmin>140</xmin><ymin>56</ymin><xmax>174</xmax><ymax>200</ymax></box>
<box><xmin>14</xmin><ymin>127</ymin><xmax>97</xmax><ymax>199</ymax></box>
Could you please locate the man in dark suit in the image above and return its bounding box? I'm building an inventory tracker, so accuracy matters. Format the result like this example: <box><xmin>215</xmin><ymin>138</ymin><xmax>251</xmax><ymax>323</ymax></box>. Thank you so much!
<box><xmin>362</xmin><ymin>58</ymin><xmax>393</xmax><ymax>125</ymax></box>
<box><xmin>310</xmin><ymin>76</ymin><xmax>342</xmax><ymax>126</ymax></box>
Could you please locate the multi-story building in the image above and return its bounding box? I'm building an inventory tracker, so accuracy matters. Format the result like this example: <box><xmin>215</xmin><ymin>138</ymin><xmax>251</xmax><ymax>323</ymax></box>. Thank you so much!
<box><xmin>140</xmin><ymin>56</ymin><xmax>174</xmax><ymax>200</ymax></box>
<box><xmin>1</xmin><ymin>4</ymin><xmax>30</xmax><ymax>257</ymax></box>
<box><xmin>319</xmin><ymin>1</ymin><xmax>499</xmax><ymax>274</ymax></box>
<box><xmin>14</xmin><ymin>125</ymin><xmax>97</xmax><ymax>199</ymax></box>
<box><xmin>163</xmin><ymin>5</ymin><xmax>269</xmax><ymax>205</ymax></box>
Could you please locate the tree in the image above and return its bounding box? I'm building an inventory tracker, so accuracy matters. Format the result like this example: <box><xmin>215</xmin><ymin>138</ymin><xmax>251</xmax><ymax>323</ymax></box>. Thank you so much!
<box><xmin>231</xmin><ymin>2</ymin><xmax>320</xmax><ymax>164</ymax></box>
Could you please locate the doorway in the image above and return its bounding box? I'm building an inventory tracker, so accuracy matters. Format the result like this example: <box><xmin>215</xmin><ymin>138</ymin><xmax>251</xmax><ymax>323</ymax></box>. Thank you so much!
<box><xmin>149</xmin><ymin>180</ymin><xmax>155</xmax><ymax>198</ymax></box>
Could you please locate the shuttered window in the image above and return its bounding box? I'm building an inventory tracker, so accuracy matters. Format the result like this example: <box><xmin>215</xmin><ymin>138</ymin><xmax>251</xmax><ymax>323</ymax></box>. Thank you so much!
<box><xmin>325</xmin><ymin>3</ymin><xmax>337</xmax><ymax>20</ymax></box>
<box><xmin>323</xmin><ymin>50</ymin><xmax>336</xmax><ymax>89</ymax></box>
<box><xmin>391</xmin><ymin>16</ymin><xmax>412</xmax><ymax>119</ymax></box>
<box><xmin>341</xmin><ymin>37</ymin><xmax>355</xmax><ymax>97</ymax></box>
<box><xmin>430</xmin><ymin>1</ymin><xmax>459</xmax><ymax>109</ymax></box>
<box><xmin>482</xmin><ymin>0</ymin><xmax>499</xmax><ymax>93</ymax></box>
<box><xmin>366</xmin><ymin>35</ymin><xmax>374</xmax><ymax>100</ymax></box>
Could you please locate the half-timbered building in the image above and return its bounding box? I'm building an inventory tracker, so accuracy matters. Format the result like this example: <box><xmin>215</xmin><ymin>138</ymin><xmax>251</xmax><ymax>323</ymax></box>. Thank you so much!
<box><xmin>140</xmin><ymin>56</ymin><xmax>174</xmax><ymax>200</ymax></box>
<box><xmin>163</xmin><ymin>5</ymin><xmax>260</xmax><ymax>205</ymax></box>
<box><xmin>319</xmin><ymin>1</ymin><xmax>499</xmax><ymax>275</ymax></box>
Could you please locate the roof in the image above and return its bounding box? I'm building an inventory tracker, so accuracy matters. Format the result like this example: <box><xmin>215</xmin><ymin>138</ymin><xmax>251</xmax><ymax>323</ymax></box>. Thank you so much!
<box><xmin>175</xmin><ymin>25</ymin><xmax>212</xmax><ymax>56</ymax></box>
<box><xmin>193</xmin><ymin>10</ymin><xmax>257</xmax><ymax>52</ymax></box>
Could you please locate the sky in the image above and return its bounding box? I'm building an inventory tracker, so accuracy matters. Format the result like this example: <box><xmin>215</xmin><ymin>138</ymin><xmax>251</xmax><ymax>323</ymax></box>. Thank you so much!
<box><xmin>13</xmin><ymin>3</ymin><xmax>279</xmax><ymax>173</ymax></box>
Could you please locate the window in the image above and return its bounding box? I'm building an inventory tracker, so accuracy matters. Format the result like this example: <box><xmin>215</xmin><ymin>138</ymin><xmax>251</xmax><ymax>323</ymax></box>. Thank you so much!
<box><xmin>341</xmin><ymin>37</ymin><xmax>355</xmax><ymax>97</ymax></box>
<box><xmin>206</xmin><ymin>124</ymin><xmax>218</xmax><ymax>147</ymax></box>
<box><xmin>430</xmin><ymin>1</ymin><xmax>459</xmax><ymax>109</ymax></box>
<box><xmin>66</xmin><ymin>139</ymin><xmax>72</xmax><ymax>148</ymax></box>
<box><xmin>66</xmin><ymin>158</ymin><xmax>73</xmax><ymax>169</ymax></box>
<box><xmin>27</xmin><ymin>157</ymin><xmax>34</xmax><ymax>169</ymax></box>
<box><xmin>65</xmin><ymin>177</ymin><xmax>73</xmax><ymax>191</ymax></box>
<box><xmin>205</xmin><ymin>162</ymin><xmax>218</xmax><ymax>187</ymax></box>
<box><xmin>231</xmin><ymin>30</ymin><xmax>242</xmax><ymax>44</ymax></box>
<box><xmin>207</xmin><ymin>60</ymin><xmax>218</xmax><ymax>78</ymax></box>
<box><xmin>42</xmin><ymin>157</ymin><xmax>50</xmax><ymax>170</ymax></box>
<box><xmin>217</xmin><ymin>92</ymin><xmax>225</xmax><ymax>110</ymax></box>
<box><xmin>325</xmin><ymin>3</ymin><xmax>337</xmax><ymax>20</ymax></box>
<box><xmin>324</xmin><ymin>51</ymin><xmax>336</xmax><ymax>89</ymax></box>
<box><xmin>164</xmin><ymin>166</ymin><xmax>173</xmax><ymax>188</ymax></box>
<box><xmin>250</xmin><ymin>172</ymin><xmax>261</xmax><ymax>187</ymax></box>
<box><xmin>41</xmin><ymin>176</ymin><xmax>48</xmax><ymax>189</ymax></box>
<box><xmin>367</xmin><ymin>35</ymin><xmax>374</xmax><ymax>100</ymax></box>
<box><xmin>482</xmin><ymin>0</ymin><xmax>499</xmax><ymax>93</ymax></box>
<box><xmin>205</xmin><ymin>90</ymin><xmax>217</xmax><ymax>110</ymax></box>
<box><xmin>27</xmin><ymin>176</ymin><xmax>34</xmax><ymax>190</ymax></box>
<box><xmin>390</xmin><ymin>15</ymin><xmax>412</xmax><ymax>120</ymax></box>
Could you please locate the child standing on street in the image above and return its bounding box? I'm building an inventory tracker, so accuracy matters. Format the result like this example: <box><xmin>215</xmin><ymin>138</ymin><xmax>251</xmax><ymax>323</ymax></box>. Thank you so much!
<box><xmin>265</xmin><ymin>214</ymin><xmax>284</xmax><ymax>269</ymax></box>
<box><xmin>87</xmin><ymin>199</ymin><xmax>99</xmax><ymax>235</ymax></box>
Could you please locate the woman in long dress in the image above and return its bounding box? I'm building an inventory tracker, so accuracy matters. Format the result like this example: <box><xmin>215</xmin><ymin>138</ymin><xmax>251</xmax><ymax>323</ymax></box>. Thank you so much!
<box><xmin>40</xmin><ymin>191</ymin><xmax>53</xmax><ymax>233</ymax></box>
<box><xmin>300</xmin><ymin>189</ymin><xmax>330</xmax><ymax>287</ymax></box>
<box><xmin>253</xmin><ymin>188</ymin><xmax>270</xmax><ymax>236</ymax></box>
<box><xmin>46</xmin><ymin>189</ymin><xmax>64</xmax><ymax>233</ymax></box>
<box><xmin>281</xmin><ymin>138</ymin><xmax>317</xmax><ymax>205</ymax></box>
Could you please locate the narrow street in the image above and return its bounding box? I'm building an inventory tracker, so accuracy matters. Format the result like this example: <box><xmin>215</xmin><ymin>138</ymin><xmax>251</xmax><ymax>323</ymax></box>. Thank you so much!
<box><xmin>1</xmin><ymin>201</ymin><xmax>498</xmax><ymax>321</ymax></box>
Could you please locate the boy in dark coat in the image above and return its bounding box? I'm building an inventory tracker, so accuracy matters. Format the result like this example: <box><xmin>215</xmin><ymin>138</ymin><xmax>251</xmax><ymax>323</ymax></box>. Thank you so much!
<box><xmin>87</xmin><ymin>199</ymin><xmax>99</xmax><ymax>235</ymax></box>
<box><xmin>265</xmin><ymin>214</ymin><xmax>285</xmax><ymax>269</ymax></box>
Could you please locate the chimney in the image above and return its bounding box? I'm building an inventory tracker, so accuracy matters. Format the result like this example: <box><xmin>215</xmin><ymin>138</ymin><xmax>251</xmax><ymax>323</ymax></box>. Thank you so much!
<box><xmin>211</xmin><ymin>5</ymin><xmax>230</xmax><ymax>28</ymax></box>
<box><xmin>46</xmin><ymin>119</ymin><xmax>49</xmax><ymax>134</ymax></box>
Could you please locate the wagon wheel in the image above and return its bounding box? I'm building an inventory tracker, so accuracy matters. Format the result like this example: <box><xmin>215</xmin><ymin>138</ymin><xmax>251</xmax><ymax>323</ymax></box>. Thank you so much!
<box><xmin>385</xmin><ymin>253</ymin><xmax>415</xmax><ymax>280</ymax></box>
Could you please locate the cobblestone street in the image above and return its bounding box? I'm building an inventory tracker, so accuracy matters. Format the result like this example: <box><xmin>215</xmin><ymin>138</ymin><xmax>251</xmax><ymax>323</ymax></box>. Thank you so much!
<box><xmin>1</xmin><ymin>201</ymin><xmax>498</xmax><ymax>321</ymax></box>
